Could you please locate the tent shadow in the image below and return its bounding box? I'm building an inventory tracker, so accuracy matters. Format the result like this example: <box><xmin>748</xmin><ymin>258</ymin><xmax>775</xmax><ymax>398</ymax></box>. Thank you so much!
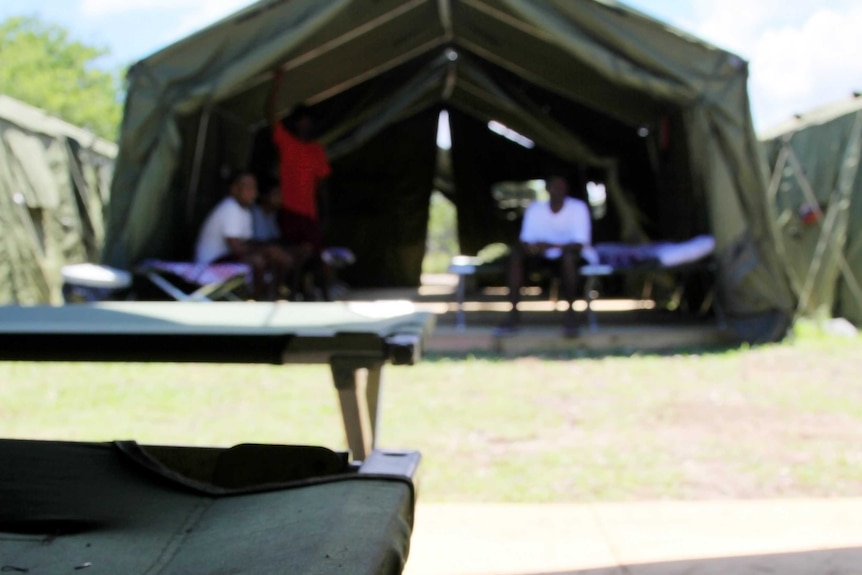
<box><xmin>508</xmin><ymin>546</ymin><xmax>862</xmax><ymax>575</ymax></box>
<box><xmin>421</xmin><ymin>305</ymin><xmax>740</xmax><ymax>359</ymax></box>
<box><xmin>422</xmin><ymin>342</ymin><xmax>740</xmax><ymax>362</ymax></box>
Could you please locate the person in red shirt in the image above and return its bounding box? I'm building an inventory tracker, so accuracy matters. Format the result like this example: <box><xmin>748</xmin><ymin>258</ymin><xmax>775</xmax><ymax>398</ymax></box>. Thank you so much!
<box><xmin>268</xmin><ymin>69</ymin><xmax>332</xmax><ymax>299</ymax></box>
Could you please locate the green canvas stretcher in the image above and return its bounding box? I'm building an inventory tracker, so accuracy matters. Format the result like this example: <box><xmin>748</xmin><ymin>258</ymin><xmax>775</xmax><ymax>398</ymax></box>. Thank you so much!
<box><xmin>0</xmin><ymin>438</ymin><xmax>418</xmax><ymax>575</ymax></box>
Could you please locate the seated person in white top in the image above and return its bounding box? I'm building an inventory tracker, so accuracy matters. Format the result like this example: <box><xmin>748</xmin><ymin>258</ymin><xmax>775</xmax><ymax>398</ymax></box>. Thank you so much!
<box><xmin>250</xmin><ymin>182</ymin><xmax>313</xmax><ymax>299</ymax></box>
<box><xmin>500</xmin><ymin>174</ymin><xmax>592</xmax><ymax>336</ymax></box>
<box><xmin>250</xmin><ymin>184</ymin><xmax>283</xmax><ymax>243</ymax></box>
<box><xmin>195</xmin><ymin>171</ymin><xmax>293</xmax><ymax>301</ymax></box>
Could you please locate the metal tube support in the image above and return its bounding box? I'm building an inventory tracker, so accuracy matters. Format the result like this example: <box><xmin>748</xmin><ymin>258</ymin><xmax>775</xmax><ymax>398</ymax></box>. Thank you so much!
<box><xmin>455</xmin><ymin>273</ymin><xmax>468</xmax><ymax>331</ymax></box>
<box><xmin>585</xmin><ymin>275</ymin><xmax>599</xmax><ymax>333</ymax></box>
<box><xmin>186</xmin><ymin>105</ymin><xmax>213</xmax><ymax>227</ymax></box>
<box><xmin>365</xmin><ymin>363</ymin><xmax>383</xmax><ymax>448</ymax></box>
<box><xmin>330</xmin><ymin>357</ymin><xmax>384</xmax><ymax>461</ymax></box>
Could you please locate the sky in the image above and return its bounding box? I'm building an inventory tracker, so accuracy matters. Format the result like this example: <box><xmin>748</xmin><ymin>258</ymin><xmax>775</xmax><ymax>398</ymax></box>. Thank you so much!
<box><xmin>2</xmin><ymin>0</ymin><xmax>861</xmax><ymax>132</ymax></box>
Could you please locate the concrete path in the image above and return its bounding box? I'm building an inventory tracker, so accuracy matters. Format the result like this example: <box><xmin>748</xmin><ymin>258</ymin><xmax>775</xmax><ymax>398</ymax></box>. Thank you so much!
<box><xmin>404</xmin><ymin>500</ymin><xmax>862</xmax><ymax>575</ymax></box>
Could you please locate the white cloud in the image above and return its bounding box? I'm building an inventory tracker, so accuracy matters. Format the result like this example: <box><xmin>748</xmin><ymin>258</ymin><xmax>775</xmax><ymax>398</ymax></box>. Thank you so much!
<box><xmin>689</xmin><ymin>0</ymin><xmax>783</xmax><ymax>57</ymax></box>
<box><xmin>170</xmin><ymin>0</ymin><xmax>251</xmax><ymax>38</ymax></box>
<box><xmin>81</xmin><ymin>0</ymin><xmax>197</xmax><ymax>16</ymax></box>
<box><xmin>687</xmin><ymin>0</ymin><xmax>862</xmax><ymax>130</ymax></box>
<box><xmin>78</xmin><ymin>0</ymin><xmax>250</xmax><ymax>59</ymax></box>
<box><xmin>80</xmin><ymin>0</ymin><xmax>249</xmax><ymax>30</ymax></box>
<box><xmin>750</xmin><ymin>7</ymin><xmax>862</xmax><ymax>128</ymax></box>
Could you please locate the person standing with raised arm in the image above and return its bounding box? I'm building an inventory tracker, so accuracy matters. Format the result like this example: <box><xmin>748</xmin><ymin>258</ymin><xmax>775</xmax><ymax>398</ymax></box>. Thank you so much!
<box><xmin>267</xmin><ymin>68</ymin><xmax>333</xmax><ymax>300</ymax></box>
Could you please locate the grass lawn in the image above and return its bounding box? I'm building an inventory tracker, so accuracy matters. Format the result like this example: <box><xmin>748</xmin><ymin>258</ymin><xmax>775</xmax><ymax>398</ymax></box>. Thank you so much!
<box><xmin>1</xmin><ymin>322</ymin><xmax>860</xmax><ymax>502</ymax></box>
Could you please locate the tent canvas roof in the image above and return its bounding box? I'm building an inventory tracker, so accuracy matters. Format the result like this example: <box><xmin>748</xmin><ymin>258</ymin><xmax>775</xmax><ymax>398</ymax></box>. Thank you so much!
<box><xmin>104</xmin><ymin>0</ymin><xmax>796</xmax><ymax>342</ymax></box>
<box><xmin>760</xmin><ymin>93</ymin><xmax>862</xmax><ymax>141</ymax></box>
<box><xmin>0</xmin><ymin>94</ymin><xmax>117</xmax><ymax>159</ymax></box>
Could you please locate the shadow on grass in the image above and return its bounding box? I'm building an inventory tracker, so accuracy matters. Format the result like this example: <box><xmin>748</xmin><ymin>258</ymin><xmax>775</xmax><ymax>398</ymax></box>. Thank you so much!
<box><xmin>506</xmin><ymin>546</ymin><xmax>862</xmax><ymax>575</ymax></box>
<box><xmin>422</xmin><ymin>342</ymin><xmax>745</xmax><ymax>363</ymax></box>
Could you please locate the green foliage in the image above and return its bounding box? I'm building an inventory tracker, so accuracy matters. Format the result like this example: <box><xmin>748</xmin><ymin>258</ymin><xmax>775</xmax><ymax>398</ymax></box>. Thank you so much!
<box><xmin>423</xmin><ymin>190</ymin><xmax>459</xmax><ymax>272</ymax></box>
<box><xmin>0</xmin><ymin>16</ymin><xmax>123</xmax><ymax>141</ymax></box>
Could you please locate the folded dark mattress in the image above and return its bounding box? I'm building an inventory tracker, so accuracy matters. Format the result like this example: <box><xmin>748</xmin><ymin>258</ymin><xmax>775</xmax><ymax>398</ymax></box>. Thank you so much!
<box><xmin>0</xmin><ymin>439</ymin><xmax>415</xmax><ymax>575</ymax></box>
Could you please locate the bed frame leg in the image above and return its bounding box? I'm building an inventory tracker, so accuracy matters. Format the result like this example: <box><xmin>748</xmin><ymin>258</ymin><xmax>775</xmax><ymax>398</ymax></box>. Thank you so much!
<box><xmin>585</xmin><ymin>275</ymin><xmax>599</xmax><ymax>332</ymax></box>
<box><xmin>330</xmin><ymin>358</ymin><xmax>384</xmax><ymax>461</ymax></box>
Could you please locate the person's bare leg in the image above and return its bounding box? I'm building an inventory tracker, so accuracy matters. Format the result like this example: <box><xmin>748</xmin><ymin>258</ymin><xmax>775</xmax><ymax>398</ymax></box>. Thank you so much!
<box><xmin>245</xmin><ymin>252</ymin><xmax>267</xmax><ymax>301</ymax></box>
<box><xmin>318</xmin><ymin>260</ymin><xmax>334</xmax><ymax>301</ymax></box>
<box><xmin>560</xmin><ymin>248</ymin><xmax>580</xmax><ymax>335</ymax></box>
<box><xmin>264</xmin><ymin>244</ymin><xmax>293</xmax><ymax>300</ymax></box>
<box><xmin>503</xmin><ymin>246</ymin><xmax>525</xmax><ymax>329</ymax></box>
<box><xmin>286</xmin><ymin>243</ymin><xmax>312</xmax><ymax>300</ymax></box>
<box><xmin>309</xmin><ymin>254</ymin><xmax>331</xmax><ymax>301</ymax></box>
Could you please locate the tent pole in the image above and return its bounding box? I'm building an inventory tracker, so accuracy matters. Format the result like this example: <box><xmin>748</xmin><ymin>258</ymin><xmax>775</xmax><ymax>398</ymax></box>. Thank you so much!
<box><xmin>795</xmin><ymin>204</ymin><xmax>839</xmax><ymax>317</ymax></box>
<box><xmin>306</xmin><ymin>37</ymin><xmax>446</xmax><ymax>105</ymax></box>
<box><xmin>458</xmin><ymin>37</ymin><xmax>640</xmax><ymax>127</ymax></box>
<box><xmin>787</xmin><ymin>143</ymin><xmax>833</xmax><ymax>316</ymax></box>
<box><xmin>237</xmin><ymin>0</ymin><xmax>429</xmax><ymax>103</ymax></box>
<box><xmin>836</xmin><ymin>248</ymin><xmax>862</xmax><ymax>314</ymax></box>
<box><xmin>766</xmin><ymin>141</ymin><xmax>804</xmax><ymax>297</ymax></box>
<box><xmin>787</xmin><ymin>144</ymin><xmax>862</xmax><ymax>315</ymax></box>
<box><xmin>437</xmin><ymin>0</ymin><xmax>453</xmax><ymax>41</ymax></box>
<box><xmin>461</xmin><ymin>0</ymin><xmax>556</xmax><ymax>43</ymax></box>
<box><xmin>64</xmin><ymin>140</ymin><xmax>99</xmax><ymax>260</ymax></box>
<box><xmin>439</xmin><ymin>0</ymin><xmax>456</xmax><ymax>100</ymax></box>
<box><xmin>442</xmin><ymin>60</ymin><xmax>457</xmax><ymax>100</ymax></box>
<box><xmin>279</xmin><ymin>0</ymin><xmax>426</xmax><ymax>73</ymax></box>
<box><xmin>787</xmin><ymin>128</ymin><xmax>862</xmax><ymax>317</ymax></box>
<box><xmin>830</xmin><ymin>111</ymin><xmax>862</xmax><ymax>312</ymax></box>
<box><xmin>187</xmin><ymin>105</ymin><xmax>213</xmax><ymax>226</ymax></box>
<box><xmin>766</xmin><ymin>142</ymin><xmax>790</xmax><ymax>205</ymax></box>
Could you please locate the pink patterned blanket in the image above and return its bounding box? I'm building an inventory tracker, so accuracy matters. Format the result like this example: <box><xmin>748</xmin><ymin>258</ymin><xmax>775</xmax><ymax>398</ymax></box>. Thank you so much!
<box><xmin>594</xmin><ymin>235</ymin><xmax>715</xmax><ymax>269</ymax></box>
<box><xmin>137</xmin><ymin>260</ymin><xmax>250</xmax><ymax>285</ymax></box>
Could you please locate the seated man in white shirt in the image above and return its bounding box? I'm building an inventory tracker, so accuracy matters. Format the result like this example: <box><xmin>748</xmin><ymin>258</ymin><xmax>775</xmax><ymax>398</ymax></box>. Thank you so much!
<box><xmin>195</xmin><ymin>171</ymin><xmax>293</xmax><ymax>300</ymax></box>
<box><xmin>250</xmin><ymin>182</ymin><xmax>313</xmax><ymax>299</ymax></box>
<box><xmin>498</xmin><ymin>174</ymin><xmax>592</xmax><ymax>336</ymax></box>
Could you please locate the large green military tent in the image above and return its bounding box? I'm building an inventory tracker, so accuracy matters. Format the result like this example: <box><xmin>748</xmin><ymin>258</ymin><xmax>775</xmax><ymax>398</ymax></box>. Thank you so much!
<box><xmin>760</xmin><ymin>94</ymin><xmax>862</xmax><ymax>326</ymax></box>
<box><xmin>0</xmin><ymin>94</ymin><xmax>116</xmax><ymax>304</ymax></box>
<box><xmin>104</xmin><ymin>0</ymin><xmax>794</xmax><ymax>342</ymax></box>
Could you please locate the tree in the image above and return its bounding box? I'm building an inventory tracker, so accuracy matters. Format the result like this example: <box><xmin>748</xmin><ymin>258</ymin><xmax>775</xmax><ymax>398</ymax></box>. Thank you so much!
<box><xmin>0</xmin><ymin>16</ymin><xmax>123</xmax><ymax>141</ymax></box>
<box><xmin>423</xmin><ymin>190</ymin><xmax>459</xmax><ymax>273</ymax></box>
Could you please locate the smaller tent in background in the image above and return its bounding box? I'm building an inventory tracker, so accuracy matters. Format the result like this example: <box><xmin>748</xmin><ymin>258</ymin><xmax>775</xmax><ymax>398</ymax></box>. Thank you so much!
<box><xmin>760</xmin><ymin>93</ymin><xmax>862</xmax><ymax>326</ymax></box>
<box><xmin>0</xmin><ymin>94</ymin><xmax>117</xmax><ymax>304</ymax></box>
